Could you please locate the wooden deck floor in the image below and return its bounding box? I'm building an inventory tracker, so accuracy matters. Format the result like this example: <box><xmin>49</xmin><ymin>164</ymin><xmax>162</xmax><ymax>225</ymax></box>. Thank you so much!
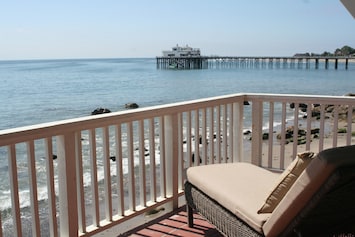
<box><xmin>119</xmin><ymin>206</ymin><xmax>223</xmax><ymax>237</ymax></box>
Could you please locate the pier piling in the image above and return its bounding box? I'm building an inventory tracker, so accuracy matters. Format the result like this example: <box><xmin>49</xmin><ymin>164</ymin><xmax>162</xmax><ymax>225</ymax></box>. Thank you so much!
<box><xmin>156</xmin><ymin>56</ymin><xmax>352</xmax><ymax>70</ymax></box>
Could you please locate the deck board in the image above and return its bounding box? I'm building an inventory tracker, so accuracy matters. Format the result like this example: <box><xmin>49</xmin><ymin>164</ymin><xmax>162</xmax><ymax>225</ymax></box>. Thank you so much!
<box><xmin>119</xmin><ymin>206</ymin><xmax>223</xmax><ymax>237</ymax></box>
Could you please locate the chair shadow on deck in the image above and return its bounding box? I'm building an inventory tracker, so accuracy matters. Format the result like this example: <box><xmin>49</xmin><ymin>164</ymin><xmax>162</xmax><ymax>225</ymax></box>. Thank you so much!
<box><xmin>119</xmin><ymin>206</ymin><xmax>223</xmax><ymax>237</ymax></box>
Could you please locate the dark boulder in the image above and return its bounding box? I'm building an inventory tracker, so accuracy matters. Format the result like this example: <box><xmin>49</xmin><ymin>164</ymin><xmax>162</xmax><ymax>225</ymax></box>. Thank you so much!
<box><xmin>243</xmin><ymin>130</ymin><xmax>252</xmax><ymax>135</ymax></box>
<box><xmin>91</xmin><ymin>107</ymin><xmax>111</xmax><ymax>115</ymax></box>
<box><xmin>311</xmin><ymin>128</ymin><xmax>320</xmax><ymax>134</ymax></box>
<box><xmin>191</xmin><ymin>153</ymin><xmax>202</xmax><ymax>164</ymax></box>
<box><xmin>289</xmin><ymin>103</ymin><xmax>308</xmax><ymax>112</ymax></box>
<box><xmin>262</xmin><ymin>133</ymin><xmax>269</xmax><ymax>140</ymax></box>
<box><xmin>344</xmin><ymin>93</ymin><xmax>355</xmax><ymax>97</ymax></box>
<box><xmin>125</xmin><ymin>103</ymin><xmax>139</xmax><ymax>109</ymax></box>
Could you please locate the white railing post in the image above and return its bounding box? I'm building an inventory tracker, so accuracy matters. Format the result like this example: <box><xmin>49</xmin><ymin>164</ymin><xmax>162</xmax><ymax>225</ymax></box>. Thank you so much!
<box><xmin>251</xmin><ymin>100</ymin><xmax>263</xmax><ymax>166</ymax></box>
<box><xmin>164</xmin><ymin>113</ymin><xmax>179</xmax><ymax>209</ymax></box>
<box><xmin>232</xmin><ymin>101</ymin><xmax>243</xmax><ymax>162</ymax></box>
<box><xmin>56</xmin><ymin>132</ymin><xmax>79</xmax><ymax>237</ymax></box>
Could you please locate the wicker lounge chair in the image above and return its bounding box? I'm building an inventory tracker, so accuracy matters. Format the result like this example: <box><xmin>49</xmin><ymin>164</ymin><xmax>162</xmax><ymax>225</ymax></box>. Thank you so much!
<box><xmin>185</xmin><ymin>145</ymin><xmax>355</xmax><ymax>237</ymax></box>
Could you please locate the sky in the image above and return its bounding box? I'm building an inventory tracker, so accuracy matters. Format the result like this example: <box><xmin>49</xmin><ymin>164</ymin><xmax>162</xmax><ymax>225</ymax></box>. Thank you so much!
<box><xmin>0</xmin><ymin>0</ymin><xmax>354</xmax><ymax>60</ymax></box>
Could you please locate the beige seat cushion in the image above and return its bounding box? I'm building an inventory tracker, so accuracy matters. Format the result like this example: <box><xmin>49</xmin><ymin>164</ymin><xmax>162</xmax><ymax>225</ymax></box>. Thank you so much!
<box><xmin>257</xmin><ymin>151</ymin><xmax>315</xmax><ymax>214</ymax></box>
<box><xmin>187</xmin><ymin>162</ymin><xmax>279</xmax><ymax>233</ymax></box>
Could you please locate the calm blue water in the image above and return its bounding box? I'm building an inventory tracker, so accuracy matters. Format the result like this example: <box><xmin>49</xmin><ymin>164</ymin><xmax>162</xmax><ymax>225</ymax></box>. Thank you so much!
<box><xmin>0</xmin><ymin>58</ymin><xmax>354</xmax><ymax>235</ymax></box>
<box><xmin>0</xmin><ymin>58</ymin><xmax>354</xmax><ymax>130</ymax></box>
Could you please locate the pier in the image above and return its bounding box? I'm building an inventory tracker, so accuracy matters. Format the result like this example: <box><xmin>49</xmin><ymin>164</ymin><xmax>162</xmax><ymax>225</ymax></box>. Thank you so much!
<box><xmin>156</xmin><ymin>56</ymin><xmax>353</xmax><ymax>70</ymax></box>
<box><xmin>156</xmin><ymin>57</ymin><xmax>208</xmax><ymax>69</ymax></box>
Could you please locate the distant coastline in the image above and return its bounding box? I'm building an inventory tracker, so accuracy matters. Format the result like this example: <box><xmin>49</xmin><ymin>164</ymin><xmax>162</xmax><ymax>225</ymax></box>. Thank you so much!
<box><xmin>294</xmin><ymin>45</ymin><xmax>355</xmax><ymax>57</ymax></box>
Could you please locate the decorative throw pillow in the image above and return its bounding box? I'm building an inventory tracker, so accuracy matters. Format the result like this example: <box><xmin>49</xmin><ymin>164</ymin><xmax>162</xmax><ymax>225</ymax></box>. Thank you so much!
<box><xmin>257</xmin><ymin>151</ymin><xmax>315</xmax><ymax>214</ymax></box>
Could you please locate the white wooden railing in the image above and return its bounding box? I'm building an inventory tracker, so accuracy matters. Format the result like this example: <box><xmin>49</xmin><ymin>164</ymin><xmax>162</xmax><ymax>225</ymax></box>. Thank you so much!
<box><xmin>0</xmin><ymin>93</ymin><xmax>354</xmax><ymax>237</ymax></box>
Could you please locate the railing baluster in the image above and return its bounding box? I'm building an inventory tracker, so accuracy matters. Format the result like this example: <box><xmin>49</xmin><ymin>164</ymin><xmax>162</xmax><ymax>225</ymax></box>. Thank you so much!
<box><xmin>115</xmin><ymin>124</ymin><xmax>125</xmax><ymax>216</ymax></box>
<box><xmin>0</xmin><ymin>205</ymin><xmax>2</xmax><ymax>237</ymax></box>
<box><xmin>228</xmin><ymin>104</ymin><xmax>234</xmax><ymax>163</ymax></box>
<box><xmin>27</xmin><ymin>140</ymin><xmax>41</xmax><ymax>236</ymax></box>
<box><xmin>216</xmin><ymin>106</ymin><xmax>221</xmax><ymax>163</ymax></box>
<box><xmin>138</xmin><ymin>120</ymin><xmax>146</xmax><ymax>207</ymax></box>
<box><xmin>0</xmin><ymin>200</ymin><xmax>2</xmax><ymax>237</ymax></box>
<box><xmin>193</xmin><ymin>110</ymin><xmax>200</xmax><ymax>166</ymax></box>
<box><xmin>251</xmin><ymin>101</ymin><xmax>263</xmax><ymax>166</ymax></box>
<box><xmin>201</xmin><ymin>108</ymin><xmax>207</xmax><ymax>165</ymax></box>
<box><xmin>333</xmin><ymin>105</ymin><xmax>339</xmax><ymax>147</ymax></box>
<box><xmin>159</xmin><ymin>117</ymin><xmax>166</xmax><ymax>198</ymax></box>
<box><xmin>103</xmin><ymin>126</ymin><xmax>113</xmax><ymax>221</ymax></box>
<box><xmin>293</xmin><ymin>103</ymin><xmax>299</xmax><ymax>158</ymax></box>
<box><xmin>233</xmin><ymin>101</ymin><xmax>243</xmax><ymax>163</ymax></box>
<box><xmin>222</xmin><ymin>105</ymin><xmax>228</xmax><ymax>163</ymax></box>
<box><xmin>89</xmin><ymin>129</ymin><xmax>100</xmax><ymax>226</ymax></box>
<box><xmin>8</xmin><ymin>144</ymin><xmax>22</xmax><ymax>237</ymax></box>
<box><xmin>306</xmin><ymin>103</ymin><xmax>312</xmax><ymax>150</ymax></box>
<box><xmin>127</xmin><ymin>122</ymin><xmax>135</xmax><ymax>211</ymax></box>
<box><xmin>268</xmin><ymin>102</ymin><xmax>274</xmax><ymax>167</ymax></box>
<box><xmin>208</xmin><ymin>107</ymin><xmax>215</xmax><ymax>164</ymax></box>
<box><xmin>148</xmin><ymin>118</ymin><xmax>157</xmax><ymax>202</ymax></box>
<box><xmin>186</xmin><ymin>111</ymin><xmax>192</xmax><ymax>167</ymax></box>
<box><xmin>280</xmin><ymin>102</ymin><xmax>287</xmax><ymax>169</ymax></box>
<box><xmin>44</xmin><ymin>138</ymin><xmax>58</xmax><ymax>237</ymax></box>
<box><xmin>347</xmin><ymin>105</ymin><xmax>353</xmax><ymax>145</ymax></box>
<box><xmin>74</xmin><ymin>133</ymin><xmax>85</xmax><ymax>234</ymax></box>
<box><xmin>319</xmin><ymin>104</ymin><xmax>326</xmax><ymax>151</ymax></box>
<box><xmin>177</xmin><ymin>113</ymin><xmax>184</xmax><ymax>191</ymax></box>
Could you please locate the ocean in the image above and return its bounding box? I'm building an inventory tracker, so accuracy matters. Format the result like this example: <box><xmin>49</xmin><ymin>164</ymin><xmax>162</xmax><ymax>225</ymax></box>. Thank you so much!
<box><xmin>0</xmin><ymin>58</ymin><xmax>354</xmax><ymax>235</ymax></box>
<box><xmin>1</xmin><ymin>58</ymin><xmax>354</xmax><ymax>130</ymax></box>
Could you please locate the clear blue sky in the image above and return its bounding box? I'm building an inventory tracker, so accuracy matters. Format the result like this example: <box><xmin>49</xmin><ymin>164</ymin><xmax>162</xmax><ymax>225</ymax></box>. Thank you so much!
<box><xmin>0</xmin><ymin>0</ymin><xmax>354</xmax><ymax>60</ymax></box>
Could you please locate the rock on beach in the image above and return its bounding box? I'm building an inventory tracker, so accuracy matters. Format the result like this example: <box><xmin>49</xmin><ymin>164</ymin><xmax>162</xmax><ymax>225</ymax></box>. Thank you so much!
<box><xmin>91</xmin><ymin>107</ymin><xmax>111</xmax><ymax>115</ymax></box>
<box><xmin>125</xmin><ymin>103</ymin><xmax>139</xmax><ymax>109</ymax></box>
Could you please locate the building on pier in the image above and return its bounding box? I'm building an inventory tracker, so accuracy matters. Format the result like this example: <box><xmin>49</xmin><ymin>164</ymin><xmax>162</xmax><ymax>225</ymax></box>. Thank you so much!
<box><xmin>159</xmin><ymin>44</ymin><xmax>207</xmax><ymax>69</ymax></box>
<box><xmin>162</xmin><ymin>44</ymin><xmax>201</xmax><ymax>57</ymax></box>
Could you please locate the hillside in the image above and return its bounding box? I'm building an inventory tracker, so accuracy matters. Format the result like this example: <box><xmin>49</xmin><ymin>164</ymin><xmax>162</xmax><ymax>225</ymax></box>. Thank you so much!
<box><xmin>295</xmin><ymin>45</ymin><xmax>355</xmax><ymax>57</ymax></box>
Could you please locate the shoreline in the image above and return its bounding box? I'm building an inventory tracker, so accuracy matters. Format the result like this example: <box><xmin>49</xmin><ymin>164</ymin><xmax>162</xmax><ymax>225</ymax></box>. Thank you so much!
<box><xmin>257</xmin><ymin>105</ymin><xmax>355</xmax><ymax>168</ymax></box>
